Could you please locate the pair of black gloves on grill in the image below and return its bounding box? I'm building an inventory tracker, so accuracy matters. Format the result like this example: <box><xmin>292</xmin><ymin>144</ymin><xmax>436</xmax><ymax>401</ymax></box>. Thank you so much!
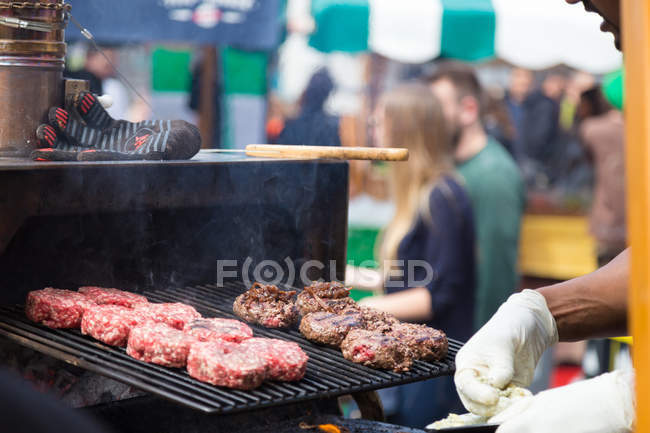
<box><xmin>32</xmin><ymin>92</ymin><xmax>201</xmax><ymax>161</ymax></box>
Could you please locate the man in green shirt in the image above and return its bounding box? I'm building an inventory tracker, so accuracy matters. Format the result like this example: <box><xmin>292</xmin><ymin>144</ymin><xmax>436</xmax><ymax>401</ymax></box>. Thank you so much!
<box><xmin>427</xmin><ymin>62</ymin><xmax>526</xmax><ymax>330</ymax></box>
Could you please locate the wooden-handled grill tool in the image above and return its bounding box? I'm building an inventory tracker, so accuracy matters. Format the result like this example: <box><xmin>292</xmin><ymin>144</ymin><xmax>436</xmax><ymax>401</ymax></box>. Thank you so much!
<box><xmin>204</xmin><ymin>145</ymin><xmax>409</xmax><ymax>161</ymax></box>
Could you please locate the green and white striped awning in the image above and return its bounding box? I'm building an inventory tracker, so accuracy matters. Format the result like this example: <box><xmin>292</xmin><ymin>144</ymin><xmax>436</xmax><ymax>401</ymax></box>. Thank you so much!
<box><xmin>308</xmin><ymin>0</ymin><xmax>622</xmax><ymax>73</ymax></box>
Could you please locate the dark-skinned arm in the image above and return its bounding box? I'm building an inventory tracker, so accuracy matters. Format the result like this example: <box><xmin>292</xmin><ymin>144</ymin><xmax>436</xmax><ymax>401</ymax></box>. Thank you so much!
<box><xmin>538</xmin><ymin>248</ymin><xmax>629</xmax><ymax>341</ymax></box>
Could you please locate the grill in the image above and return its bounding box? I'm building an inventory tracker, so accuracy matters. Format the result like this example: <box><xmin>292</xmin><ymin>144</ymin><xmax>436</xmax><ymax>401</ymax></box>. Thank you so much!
<box><xmin>0</xmin><ymin>281</ymin><xmax>460</xmax><ymax>414</ymax></box>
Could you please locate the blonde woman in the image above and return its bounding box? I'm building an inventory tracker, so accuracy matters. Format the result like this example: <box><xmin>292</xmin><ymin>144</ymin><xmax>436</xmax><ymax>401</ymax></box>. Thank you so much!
<box><xmin>356</xmin><ymin>83</ymin><xmax>476</xmax><ymax>427</ymax></box>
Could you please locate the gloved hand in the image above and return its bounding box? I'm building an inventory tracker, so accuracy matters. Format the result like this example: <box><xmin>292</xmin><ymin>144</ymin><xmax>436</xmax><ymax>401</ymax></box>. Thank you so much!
<box><xmin>454</xmin><ymin>289</ymin><xmax>558</xmax><ymax>417</ymax></box>
<box><xmin>32</xmin><ymin>92</ymin><xmax>201</xmax><ymax>161</ymax></box>
<box><xmin>490</xmin><ymin>370</ymin><xmax>635</xmax><ymax>433</ymax></box>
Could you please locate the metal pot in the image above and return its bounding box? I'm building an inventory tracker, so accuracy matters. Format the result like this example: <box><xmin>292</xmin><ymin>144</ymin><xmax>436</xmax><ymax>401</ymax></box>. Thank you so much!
<box><xmin>0</xmin><ymin>1</ymin><xmax>67</xmax><ymax>157</ymax></box>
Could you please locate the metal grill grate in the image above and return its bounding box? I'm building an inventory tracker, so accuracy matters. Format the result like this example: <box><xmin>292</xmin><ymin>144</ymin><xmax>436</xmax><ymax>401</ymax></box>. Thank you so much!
<box><xmin>0</xmin><ymin>282</ymin><xmax>461</xmax><ymax>414</ymax></box>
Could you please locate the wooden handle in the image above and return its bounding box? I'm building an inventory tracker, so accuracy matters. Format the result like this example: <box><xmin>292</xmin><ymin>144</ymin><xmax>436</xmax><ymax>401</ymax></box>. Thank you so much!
<box><xmin>245</xmin><ymin>144</ymin><xmax>409</xmax><ymax>161</ymax></box>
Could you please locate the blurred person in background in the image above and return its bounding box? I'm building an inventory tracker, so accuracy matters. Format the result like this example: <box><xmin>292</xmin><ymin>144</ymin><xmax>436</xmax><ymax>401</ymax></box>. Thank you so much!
<box><xmin>519</xmin><ymin>70</ymin><xmax>566</xmax><ymax>176</ymax></box>
<box><xmin>65</xmin><ymin>46</ymin><xmax>130</xmax><ymax>120</ymax></box>
<box><xmin>275</xmin><ymin>67</ymin><xmax>341</xmax><ymax>147</ymax></box>
<box><xmin>504</xmin><ymin>68</ymin><xmax>534</xmax><ymax>160</ymax></box>
<box><xmin>577</xmin><ymin>86</ymin><xmax>626</xmax><ymax>266</ymax></box>
<box><xmin>560</xmin><ymin>71</ymin><xmax>596</xmax><ymax>131</ymax></box>
<box><xmin>541</xmin><ymin>71</ymin><xmax>567</xmax><ymax>102</ymax></box>
<box><xmin>355</xmin><ymin>83</ymin><xmax>476</xmax><ymax>427</ymax></box>
<box><xmin>484</xmin><ymin>86</ymin><xmax>517</xmax><ymax>157</ymax></box>
<box><xmin>426</xmin><ymin>62</ymin><xmax>525</xmax><ymax>332</ymax></box>
<box><xmin>546</xmin><ymin>71</ymin><xmax>597</xmax><ymax>198</ymax></box>
<box><xmin>65</xmin><ymin>46</ymin><xmax>109</xmax><ymax>95</ymax></box>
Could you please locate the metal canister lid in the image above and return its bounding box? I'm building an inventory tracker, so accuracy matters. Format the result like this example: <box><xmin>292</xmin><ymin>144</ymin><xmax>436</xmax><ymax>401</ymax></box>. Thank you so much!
<box><xmin>0</xmin><ymin>1</ymin><xmax>67</xmax><ymax>55</ymax></box>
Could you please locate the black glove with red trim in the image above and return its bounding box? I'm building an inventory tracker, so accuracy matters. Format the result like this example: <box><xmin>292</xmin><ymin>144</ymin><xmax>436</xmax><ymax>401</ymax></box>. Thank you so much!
<box><xmin>31</xmin><ymin>92</ymin><xmax>201</xmax><ymax>161</ymax></box>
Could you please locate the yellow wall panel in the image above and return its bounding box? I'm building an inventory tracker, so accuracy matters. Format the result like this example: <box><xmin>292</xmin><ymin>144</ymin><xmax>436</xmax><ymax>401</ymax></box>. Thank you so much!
<box><xmin>519</xmin><ymin>214</ymin><xmax>598</xmax><ymax>280</ymax></box>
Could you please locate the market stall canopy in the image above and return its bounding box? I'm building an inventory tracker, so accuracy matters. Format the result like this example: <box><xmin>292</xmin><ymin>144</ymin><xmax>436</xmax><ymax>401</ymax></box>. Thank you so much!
<box><xmin>65</xmin><ymin>0</ymin><xmax>281</xmax><ymax>51</ymax></box>
<box><xmin>309</xmin><ymin>0</ymin><xmax>622</xmax><ymax>73</ymax></box>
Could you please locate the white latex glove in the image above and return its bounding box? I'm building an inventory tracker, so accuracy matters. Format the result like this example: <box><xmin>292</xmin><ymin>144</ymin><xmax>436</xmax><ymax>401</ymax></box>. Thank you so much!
<box><xmin>455</xmin><ymin>289</ymin><xmax>558</xmax><ymax>416</ymax></box>
<box><xmin>490</xmin><ymin>370</ymin><xmax>635</xmax><ymax>433</ymax></box>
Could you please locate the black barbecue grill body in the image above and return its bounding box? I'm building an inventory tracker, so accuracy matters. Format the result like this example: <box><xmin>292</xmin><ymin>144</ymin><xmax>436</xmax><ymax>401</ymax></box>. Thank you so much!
<box><xmin>0</xmin><ymin>153</ymin><xmax>461</xmax><ymax>432</ymax></box>
<box><xmin>0</xmin><ymin>153</ymin><xmax>348</xmax><ymax>303</ymax></box>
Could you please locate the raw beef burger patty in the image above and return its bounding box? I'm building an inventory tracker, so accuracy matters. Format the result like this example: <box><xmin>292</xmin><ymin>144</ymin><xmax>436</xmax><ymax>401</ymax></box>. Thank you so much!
<box><xmin>184</xmin><ymin>318</ymin><xmax>253</xmax><ymax>343</ymax></box>
<box><xmin>127</xmin><ymin>322</ymin><xmax>196</xmax><ymax>367</ymax></box>
<box><xmin>81</xmin><ymin>304</ymin><xmax>146</xmax><ymax>346</ymax></box>
<box><xmin>341</xmin><ymin>329</ymin><xmax>413</xmax><ymax>372</ymax></box>
<box><xmin>299</xmin><ymin>310</ymin><xmax>365</xmax><ymax>347</ymax></box>
<box><xmin>232</xmin><ymin>282</ymin><xmax>298</xmax><ymax>328</ymax></box>
<box><xmin>296</xmin><ymin>281</ymin><xmax>351</xmax><ymax>316</ymax></box>
<box><xmin>388</xmin><ymin>322</ymin><xmax>448</xmax><ymax>361</ymax></box>
<box><xmin>26</xmin><ymin>288</ymin><xmax>95</xmax><ymax>328</ymax></box>
<box><xmin>135</xmin><ymin>302</ymin><xmax>201</xmax><ymax>330</ymax></box>
<box><xmin>240</xmin><ymin>338</ymin><xmax>308</xmax><ymax>381</ymax></box>
<box><xmin>78</xmin><ymin>286</ymin><xmax>148</xmax><ymax>308</ymax></box>
<box><xmin>187</xmin><ymin>340</ymin><xmax>268</xmax><ymax>390</ymax></box>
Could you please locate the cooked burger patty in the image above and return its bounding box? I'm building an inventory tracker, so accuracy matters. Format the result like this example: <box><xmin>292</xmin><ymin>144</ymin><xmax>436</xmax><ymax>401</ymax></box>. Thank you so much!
<box><xmin>127</xmin><ymin>322</ymin><xmax>197</xmax><ymax>367</ymax></box>
<box><xmin>232</xmin><ymin>282</ymin><xmax>298</xmax><ymax>328</ymax></box>
<box><xmin>26</xmin><ymin>288</ymin><xmax>95</xmax><ymax>329</ymax></box>
<box><xmin>300</xmin><ymin>281</ymin><xmax>350</xmax><ymax>299</ymax></box>
<box><xmin>296</xmin><ymin>281</ymin><xmax>351</xmax><ymax>316</ymax></box>
<box><xmin>356</xmin><ymin>306</ymin><xmax>399</xmax><ymax>333</ymax></box>
<box><xmin>341</xmin><ymin>329</ymin><xmax>413</xmax><ymax>372</ymax></box>
<box><xmin>296</xmin><ymin>297</ymin><xmax>357</xmax><ymax>316</ymax></box>
<box><xmin>81</xmin><ymin>304</ymin><xmax>145</xmax><ymax>346</ymax></box>
<box><xmin>184</xmin><ymin>318</ymin><xmax>253</xmax><ymax>343</ymax></box>
<box><xmin>78</xmin><ymin>286</ymin><xmax>148</xmax><ymax>308</ymax></box>
<box><xmin>187</xmin><ymin>340</ymin><xmax>268</xmax><ymax>390</ymax></box>
<box><xmin>299</xmin><ymin>310</ymin><xmax>365</xmax><ymax>347</ymax></box>
<box><xmin>240</xmin><ymin>338</ymin><xmax>309</xmax><ymax>382</ymax></box>
<box><xmin>388</xmin><ymin>322</ymin><xmax>448</xmax><ymax>361</ymax></box>
<box><xmin>135</xmin><ymin>302</ymin><xmax>201</xmax><ymax>330</ymax></box>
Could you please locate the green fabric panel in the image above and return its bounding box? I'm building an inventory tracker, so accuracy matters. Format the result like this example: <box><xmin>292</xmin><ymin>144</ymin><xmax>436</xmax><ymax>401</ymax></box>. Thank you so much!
<box><xmin>347</xmin><ymin>226</ymin><xmax>380</xmax><ymax>267</ymax></box>
<box><xmin>603</xmin><ymin>68</ymin><xmax>624</xmax><ymax>110</ymax></box>
<box><xmin>309</xmin><ymin>0</ymin><xmax>369</xmax><ymax>53</ymax></box>
<box><xmin>440</xmin><ymin>0</ymin><xmax>495</xmax><ymax>61</ymax></box>
<box><xmin>349</xmin><ymin>289</ymin><xmax>375</xmax><ymax>302</ymax></box>
<box><xmin>151</xmin><ymin>46</ymin><xmax>192</xmax><ymax>92</ymax></box>
<box><xmin>221</xmin><ymin>94</ymin><xmax>233</xmax><ymax>149</ymax></box>
<box><xmin>347</xmin><ymin>225</ymin><xmax>380</xmax><ymax>301</ymax></box>
<box><xmin>457</xmin><ymin>139</ymin><xmax>525</xmax><ymax>331</ymax></box>
<box><xmin>222</xmin><ymin>46</ymin><xmax>268</xmax><ymax>96</ymax></box>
